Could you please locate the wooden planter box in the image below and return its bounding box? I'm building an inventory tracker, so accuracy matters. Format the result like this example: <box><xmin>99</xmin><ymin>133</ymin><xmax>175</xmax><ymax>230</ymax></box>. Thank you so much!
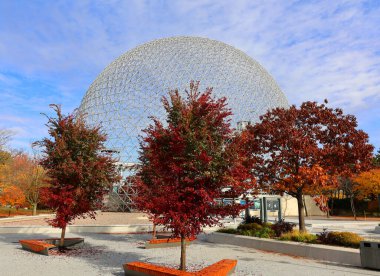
<box><xmin>19</xmin><ymin>240</ymin><xmax>56</xmax><ymax>256</ymax></box>
<box><xmin>42</xmin><ymin>237</ymin><xmax>84</xmax><ymax>247</ymax></box>
<box><xmin>19</xmin><ymin>237</ymin><xmax>84</xmax><ymax>255</ymax></box>
<box><xmin>145</xmin><ymin>237</ymin><xmax>196</xmax><ymax>249</ymax></box>
<box><xmin>123</xmin><ymin>259</ymin><xmax>237</xmax><ymax>275</ymax></box>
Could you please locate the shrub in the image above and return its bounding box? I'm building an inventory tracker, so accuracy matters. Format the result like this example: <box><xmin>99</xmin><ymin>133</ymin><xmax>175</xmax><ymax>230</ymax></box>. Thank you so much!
<box><xmin>256</xmin><ymin>227</ymin><xmax>275</xmax><ymax>238</ymax></box>
<box><xmin>240</xmin><ymin>230</ymin><xmax>255</xmax><ymax>236</ymax></box>
<box><xmin>317</xmin><ymin>231</ymin><xmax>363</xmax><ymax>248</ymax></box>
<box><xmin>237</xmin><ymin>223</ymin><xmax>262</xmax><ymax>231</ymax></box>
<box><xmin>271</xmin><ymin>220</ymin><xmax>295</xmax><ymax>237</ymax></box>
<box><xmin>262</xmin><ymin>222</ymin><xmax>273</xmax><ymax>228</ymax></box>
<box><xmin>217</xmin><ymin>228</ymin><xmax>239</xmax><ymax>234</ymax></box>
<box><xmin>279</xmin><ymin>230</ymin><xmax>317</xmax><ymax>243</ymax></box>
<box><xmin>240</xmin><ymin>228</ymin><xmax>275</xmax><ymax>238</ymax></box>
<box><xmin>237</xmin><ymin>223</ymin><xmax>275</xmax><ymax>238</ymax></box>
<box><xmin>244</xmin><ymin>215</ymin><xmax>262</xmax><ymax>225</ymax></box>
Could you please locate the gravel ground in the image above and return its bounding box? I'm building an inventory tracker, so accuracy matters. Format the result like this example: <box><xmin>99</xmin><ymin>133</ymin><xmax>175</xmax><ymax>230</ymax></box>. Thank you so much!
<box><xmin>1</xmin><ymin>232</ymin><xmax>379</xmax><ymax>276</ymax></box>
<box><xmin>0</xmin><ymin>212</ymin><xmax>150</xmax><ymax>226</ymax></box>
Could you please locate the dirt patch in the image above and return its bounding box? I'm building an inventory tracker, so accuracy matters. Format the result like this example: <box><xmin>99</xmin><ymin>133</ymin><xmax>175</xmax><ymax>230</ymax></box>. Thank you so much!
<box><xmin>49</xmin><ymin>246</ymin><xmax>105</xmax><ymax>257</ymax></box>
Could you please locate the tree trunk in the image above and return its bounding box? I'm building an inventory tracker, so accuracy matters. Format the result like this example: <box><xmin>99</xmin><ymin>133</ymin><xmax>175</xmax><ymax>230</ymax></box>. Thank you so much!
<box><xmin>329</xmin><ymin>197</ymin><xmax>334</xmax><ymax>217</ymax></box>
<box><xmin>32</xmin><ymin>204</ymin><xmax>37</xmax><ymax>216</ymax></box>
<box><xmin>350</xmin><ymin>196</ymin><xmax>357</xmax><ymax>220</ymax></box>
<box><xmin>60</xmin><ymin>226</ymin><xmax>66</xmax><ymax>249</ymax></box>
<box><xmin>179</xmin><ymin>234</ymin><xmax>186</xmax><ymax>271</ymax></box>
<box><xmin>303</xmin><ymin>195</ymin><xmax>309</xmax><ymax>217</ymax></box>
<box><xmin>296</xmin><ymin>191</ymin><xmax>306</xmax><ymax>232</ymax></box>
<box><xmin>244</xmin><ymin>197</ymin><xmax>250</xmax><ymax>222</ymax></box>
<box><xmin>152</xmin><ymin>223</ymin><xmax>156</xmax><ymax>240</ymax></box>
<box><xmin>245</xmin><ymin>207</ymin><xmax>250</xmax><ymax>222</ymax></box>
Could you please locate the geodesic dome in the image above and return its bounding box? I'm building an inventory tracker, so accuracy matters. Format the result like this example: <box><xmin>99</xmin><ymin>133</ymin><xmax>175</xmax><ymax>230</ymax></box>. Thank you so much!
<box><xmin>79</xmin><ymin>36</ymin><xmax>288</xmax><ymax>164</ymax></box>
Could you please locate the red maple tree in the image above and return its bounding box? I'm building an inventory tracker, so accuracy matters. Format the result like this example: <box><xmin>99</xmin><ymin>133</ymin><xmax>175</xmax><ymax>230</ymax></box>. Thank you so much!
<box><xmin>34</xmin><ymin>104</ymin><xmax>120</xmax><ymax>247</ymax></box>
<box><xmin>135</xmin><ymin>82</ymin><xmax>254</xmax><ymax>271</ymax></box>
<box><xmin>244</xmin><ymin>101</ymin><xmax>373</xmax><ymax>231</ymax></box>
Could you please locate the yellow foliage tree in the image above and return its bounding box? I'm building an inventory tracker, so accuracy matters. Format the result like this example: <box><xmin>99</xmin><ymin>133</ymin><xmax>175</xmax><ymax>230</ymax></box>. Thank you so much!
<box><xmin>0</xmin><ymin>152</ymin><xmax>48</xmax><ymax>215</ymax></box>
<box><xmin>0</xmin><ymin>185</ymin><xmax>26</xmax><ymax>208</ymax></box>
<box><xmin>353</xmin><ymin>169</ymin><xmax>380</xmax><ymax>199</ymax></box>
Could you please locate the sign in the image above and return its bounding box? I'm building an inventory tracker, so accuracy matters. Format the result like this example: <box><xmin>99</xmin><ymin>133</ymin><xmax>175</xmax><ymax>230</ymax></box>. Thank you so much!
<box><xmin>249</xmin><ymin>200</ymin><xmax>261</xmax><ymax>210</ymax></box>
<box><xmin>266</xmin><ymin>199</ymin><xmax>279</xmax><ymax>211</ymax></box>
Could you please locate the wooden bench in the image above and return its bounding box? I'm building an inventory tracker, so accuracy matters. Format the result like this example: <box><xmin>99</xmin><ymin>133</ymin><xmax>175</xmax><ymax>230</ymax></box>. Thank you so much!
<box><xmin>19</xmin><ymin>240</ymin><xmax>56</xmax><ymax>256</ymax></box>
<box><xmin>123</xmin><ymin>259</ymin><xmax>237</xmax><ymax>276</ymax></box>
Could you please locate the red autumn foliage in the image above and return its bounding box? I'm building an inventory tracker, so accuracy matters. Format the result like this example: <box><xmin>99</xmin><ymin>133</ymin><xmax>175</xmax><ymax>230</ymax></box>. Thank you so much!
<box><xmin>244</xmin><ymin>100</ymin><xmax>373</xmax><ymax>231</ymax></box>
<box><xmin>135</xmin><ymin>82</ymin><xmax>254</xmax><ymax>270</ymax></box>
<box><xmin>34</xmin><ymin>104</ymin><xmax>120</xmax><ymax>246</ymax></box>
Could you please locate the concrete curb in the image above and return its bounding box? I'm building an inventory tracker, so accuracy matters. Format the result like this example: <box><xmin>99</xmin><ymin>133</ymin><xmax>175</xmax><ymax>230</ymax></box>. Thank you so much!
<box><xmin>0</xmin><ymin>224</ymin><xmax>159</xmax><ymax>234</ymax></box>
<box><xmin>0</xmin><ymin>223</ymin><xmax>226</xmax><ymax>235</ymax></box>
<box><xmin>205</xmin><ymin>232</ymin><xmax>361</xmax><ymax>267</ymax></box>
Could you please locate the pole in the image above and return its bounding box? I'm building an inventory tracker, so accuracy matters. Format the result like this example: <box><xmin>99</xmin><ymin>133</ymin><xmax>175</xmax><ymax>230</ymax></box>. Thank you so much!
<box><xmin>263</xmin><ymin>197</ymin><xmax>268</xmax><ymax>223</ymax></box>
<box><xmin>259</xmin><ymin>198</ymin><xmax>264</xmax><ymax>222</ymax></box>
<box><xmin>278</xmin><ymin>198</ymin><xmax>282</xmax><ymax>221</ymax></box>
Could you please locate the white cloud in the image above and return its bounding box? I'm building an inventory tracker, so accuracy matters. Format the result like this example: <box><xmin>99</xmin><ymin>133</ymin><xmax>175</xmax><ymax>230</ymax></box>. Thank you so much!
<box><xmin>0</xmin><ymin>0</ymin><xmax>379</xmax><ymax>149</ymax></box>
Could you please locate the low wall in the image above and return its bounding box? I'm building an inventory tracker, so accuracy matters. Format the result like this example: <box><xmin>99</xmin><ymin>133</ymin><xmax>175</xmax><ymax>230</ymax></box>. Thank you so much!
<box><xmin>0</xmin><ymin>224</ymin><xmax>160</xmax><ymax>234</ymax></box>
<box><xmin>0</xmin><ymin>214</ymin><xmax>53</xmax><ymax>222</ymax></box>
<box><xmin>281</xmin><ymin>195</ymin><xmax>325</xmax><ymax>217</ymax></box>
<box><xmin>205</xmin><ymin>232</ymin><xmax>361</xmax><ymax>267</ymax></box>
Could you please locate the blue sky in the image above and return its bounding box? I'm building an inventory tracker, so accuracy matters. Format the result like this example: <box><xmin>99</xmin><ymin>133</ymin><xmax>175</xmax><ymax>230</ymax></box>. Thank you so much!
<box><xmin>0</xmin><ymin>0</ymin><xmax>379</xmax><ymax>151</ymax></box>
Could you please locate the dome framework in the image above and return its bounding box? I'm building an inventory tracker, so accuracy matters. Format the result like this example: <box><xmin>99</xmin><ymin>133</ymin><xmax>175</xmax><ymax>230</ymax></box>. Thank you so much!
<box><xmin>79</xmin><ymin>36</ymin><xmax>288</xmax><ymax>210</ymax></box>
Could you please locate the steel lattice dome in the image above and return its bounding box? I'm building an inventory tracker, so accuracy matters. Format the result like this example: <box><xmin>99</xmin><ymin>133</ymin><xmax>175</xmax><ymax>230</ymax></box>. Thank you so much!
<box><xmin>79</xmin><ymin>36</ymin><xmax>288</xmax><ymax>163</ymax></box>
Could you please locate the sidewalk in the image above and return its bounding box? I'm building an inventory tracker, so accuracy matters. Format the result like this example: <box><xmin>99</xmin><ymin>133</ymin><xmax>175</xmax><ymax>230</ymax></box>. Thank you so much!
<box><xmin>1</xmin><ymin>232</ymin><xmax>379</xmax><ymax>276</ymax></box>
<box><xmin>277</xmin><ymin>216</ymin><xmax>380</xmax><ymax>240</ymax></box>
<box><xmin>0</xmin><ymin>212</ymin><xmax>149</xmax><ymax>226</ymax></box>
<box><xmin>0</xmin><ymin>214</ymin><xmax>53</xmax><ymax>223</ymax></box>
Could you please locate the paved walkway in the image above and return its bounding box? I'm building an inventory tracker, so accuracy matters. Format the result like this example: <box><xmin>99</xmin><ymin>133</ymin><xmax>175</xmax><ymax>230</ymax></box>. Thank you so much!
<box><xmin>0</xmin><ymin>212</ymin><xmax>150</xmax><ymax>226</ymax></box>
<box><xmin>2</xmin><ymin>213</ymin><xmax>379</xmax><ymax>239</ymax></box>
<box><xmin>1</xmin><ymin>232</ymin><xmax>379</xmax><ymax>276</ymax></box>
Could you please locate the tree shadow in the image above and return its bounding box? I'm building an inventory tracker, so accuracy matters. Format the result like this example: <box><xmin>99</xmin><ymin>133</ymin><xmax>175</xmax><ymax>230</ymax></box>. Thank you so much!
<box><xmin>0</xmin><ymin>232</ymin><xmax>148</xmax><ymax>275</ymax></box>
